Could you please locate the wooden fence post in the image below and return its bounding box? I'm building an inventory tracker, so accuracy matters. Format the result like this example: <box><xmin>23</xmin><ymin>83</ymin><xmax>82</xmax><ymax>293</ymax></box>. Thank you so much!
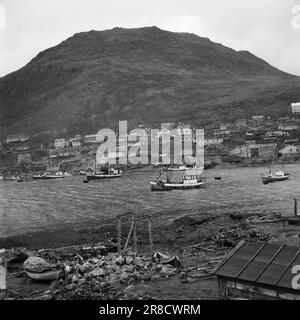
<box><xmin>117</xmin><ymin>216</ymin><xmax>122</xmax><ymax>254</ymax></box>
<box><xmin>123</xmin><ymin>218</ymin><xmax>135</xmax><ymax>253</ymax></box>
<box><xmin>133</xmin><ymin>214</ymin><xmax>137</xmax><ymax>255</ymax></box>
<box><xmin>148</xmin><ymin>217</ymin><xmax>153</xmax><ymax>252</ymax></box>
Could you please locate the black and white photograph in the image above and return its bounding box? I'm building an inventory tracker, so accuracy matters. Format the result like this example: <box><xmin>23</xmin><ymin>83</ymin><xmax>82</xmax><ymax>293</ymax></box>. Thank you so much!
<box><xmin>1</xmin><ymin>0</ymin><xmax>300</xmax><ymax>311</ymax></box>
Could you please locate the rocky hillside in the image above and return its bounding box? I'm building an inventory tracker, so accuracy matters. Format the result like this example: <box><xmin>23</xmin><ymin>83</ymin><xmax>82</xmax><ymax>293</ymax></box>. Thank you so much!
<box><xmin>0</xmin><ymin>26</ymin><xmax>300</xmax><ymax>140</ymax></box>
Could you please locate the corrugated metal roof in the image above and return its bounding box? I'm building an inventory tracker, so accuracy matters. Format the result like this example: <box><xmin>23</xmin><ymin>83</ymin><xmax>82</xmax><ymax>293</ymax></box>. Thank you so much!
<box><xmin>214</xmin><ymin>241</ymin><xmax>300</xmax><ymax>291</ymax></box>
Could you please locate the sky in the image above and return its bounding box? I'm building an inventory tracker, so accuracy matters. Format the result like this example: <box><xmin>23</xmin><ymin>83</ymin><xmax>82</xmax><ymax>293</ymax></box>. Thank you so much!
<box><xmin>0</xmin><ymin>0</ymin><xmax>300</xmax><ymax>77</ymax></box>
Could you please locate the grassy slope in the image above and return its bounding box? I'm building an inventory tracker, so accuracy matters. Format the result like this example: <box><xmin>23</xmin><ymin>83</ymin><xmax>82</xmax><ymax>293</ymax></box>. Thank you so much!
<box><xmin>0</xmin><ymin>27</ymin><xmax>300</xmax><ymax>140</ymax></box>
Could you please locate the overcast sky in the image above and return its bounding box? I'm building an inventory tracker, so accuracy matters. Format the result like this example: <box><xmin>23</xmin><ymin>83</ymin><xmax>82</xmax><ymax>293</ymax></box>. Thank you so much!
<box><xmin>0</xmin><ymin>0</ymin><xmax>300</xmax><ymax>77</ymax></box>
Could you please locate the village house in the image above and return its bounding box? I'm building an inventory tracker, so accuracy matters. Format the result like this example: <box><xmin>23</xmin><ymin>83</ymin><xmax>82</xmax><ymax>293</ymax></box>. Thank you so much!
<box><xmin>219</xmin><ymin>123</ymin><xmax>228</xmax><ymax>131</ymax></box>
<box><xmin>230</xmin><ymin>145</ymin><xmax>248</xmax><ymax>158</ymax></box>
<box><xmin>250</xmin><ymin>115</ymin><xmax>265</xmax><ymax>126</ymax></box>
<box><xmin>84</xmin><ymin>134</ymin><xmax>98</xmax><ymax>144</ymax></box>
<box><xmin>278</xmin><ymin>119</ymin><xmax>300</xmax><ymax>131</ymax></box>
<box><xmin>247</xmin><ymin>143</ymin><xmax>277</xmax><ymax>159</ymax></box>
<box><xmin>54</xmin><ymin>138</ymin><xmax>68</xmax><ymax>149</ymax></box>
<box><xmin>74</xmin><ymin>134</ymin><xmax>82</xmax><ymax>141</ymax></box>
<box><xmin>291</xmin><ymin>102</ymin><xmax>300</xmax><ymax>115</ymax></box>
<box><xmin>17</xmin><ymin>153</ymin><xmax>31</xmax><ymax>165</ymax></box>
<box><xmin>265</xmin><ymin>131</ymin><xmax>289</xmax><ymax>137</ymax></box>
<box><xmin>235</xmin><ymin>119</ymin><xmax>247</xmax><ymax>128</ymax></box>
<box><xmin>16</xmin><ymin>145</ymin><xmax>29</xmax><ymax>152</ymax></box>
<box><xmin>6</xmin><ymin>134</ymin><xmax>29</xmax><ymax>144</ymax></box>
<box><xmin>72</xmin><ymin>141</ymin><xmax>81</xmax><ymax>148</ymax></box>
<box><xmin>264</xmin><ymin>118</ymin><xmax>275</xmax><ymax>127</ymax></box>
<box><xmin>213</xmin><ymin>129</ymin><xmax>231</xmax><ymax>138</ymax></box>
<box><xmin>161</xmin><ymin>123</ymin><xmax>174</xmax><ymax>131</ymax></box>
<box><xmin>284</xmin><ymin>138</ymin><xmax>299</xmax><ymax>144</ymax></box>
<box><xmin>279</xmin><ymin>145</ymin><xmax>300</xmax><ymax>159</ymax></box>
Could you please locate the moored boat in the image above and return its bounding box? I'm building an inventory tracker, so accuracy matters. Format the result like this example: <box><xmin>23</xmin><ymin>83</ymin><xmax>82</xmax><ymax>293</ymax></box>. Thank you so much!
<box><xmin>261</xmin><ymin>170</ymin><xmax>290</xmax><ymax>184</ymax></box>
<box><xmin>261</xmin><ymin>161</ymin><xmax>289</xmax><ymax>184</ymax></box>
<box><xmin>86</xmin><ymin>168</ymin><xmax>122</xmax><ymax>181</ymax></box>
<box><xmin>32</xmin><ymin>171</ymin><xmax>66</xmax><ymax>180</ymax></box>
<box><xmin>150</xmin><ymin>178</ymin><xmax>205</xmax><ymax>191</ymax></box>
<box><xmin>150</xmin><ymin>164</ymin><xmax>205</xmax><ymax>191</ymax></box>
<box><xmin>3</xmin><ymin>175</ymin><xmax>20</xmax><ymax>181</ymax></box>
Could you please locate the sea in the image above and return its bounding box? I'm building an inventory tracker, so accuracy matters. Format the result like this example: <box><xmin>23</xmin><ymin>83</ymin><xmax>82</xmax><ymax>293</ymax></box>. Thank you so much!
<box><xmin>0</xmin><ymin>165</ymin><xmax>299</xmax><ymax>238</ymax></box>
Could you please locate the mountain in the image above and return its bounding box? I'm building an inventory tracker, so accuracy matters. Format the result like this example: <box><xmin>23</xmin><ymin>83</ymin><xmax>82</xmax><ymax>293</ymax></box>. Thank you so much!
<box><xmin>0</xmin><ymin>26</ymin><xmax>300</xmax><ymax>141</ymax></box>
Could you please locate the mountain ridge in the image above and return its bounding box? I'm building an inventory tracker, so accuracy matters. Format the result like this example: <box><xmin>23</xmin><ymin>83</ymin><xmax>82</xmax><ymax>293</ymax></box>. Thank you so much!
<box><xmin>0</xmin><ymin>26</ymin><xmax>299</xmax><ymax>140</ymax></box>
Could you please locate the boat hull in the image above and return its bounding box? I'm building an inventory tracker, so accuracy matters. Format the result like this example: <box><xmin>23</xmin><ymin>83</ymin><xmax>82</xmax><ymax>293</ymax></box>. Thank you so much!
<box><xmin>32</xmin><ymin>175</ymin><xmax>65</xmax><ymax>180</ymax></box>
<box><xmin>150</xmin><ymin>180</ymin><xmax>205</xmax><ymax>191</ymax></box>
<box><xmin>87</xmin><ymin>173</ymin><xmax>122</xmax><ymax>180</ymax></box>
<box><xmin>261</xmin><ymin>174</ymin><xmax>290</xmax><ymax>184</ymax></box>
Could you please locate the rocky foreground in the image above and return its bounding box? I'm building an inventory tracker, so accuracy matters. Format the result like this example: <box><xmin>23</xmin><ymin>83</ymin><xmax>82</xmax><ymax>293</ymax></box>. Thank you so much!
<box><xmin>1</xmin><ymin>210</ymin><xmax>298</xmax><ymax>300</ymax></box>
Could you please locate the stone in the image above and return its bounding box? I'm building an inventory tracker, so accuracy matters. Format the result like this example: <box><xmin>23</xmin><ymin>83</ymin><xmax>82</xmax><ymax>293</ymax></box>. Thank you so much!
<box><xmin>134</xmin><ymin>257</ymin><xmax>144</xmax><ymax>267</ymax></box>
<box><xmin>115</xmin><ymin>255</ymin><xmax>125</xmax><ymax>265</ymax></box>
<box><xmin>65</xmin><ymin>284</ymin><xmax>75</xmax><ymax>291</ymax></box>
<box><xmin>125</xmin><ymin>256</ymin><xmax>134</xmax><ymax>265</ymax></box>
<box><xmin>88</xmin><ymin>268</ymin><xmax>105</xmax><ymax>277</ymax></box>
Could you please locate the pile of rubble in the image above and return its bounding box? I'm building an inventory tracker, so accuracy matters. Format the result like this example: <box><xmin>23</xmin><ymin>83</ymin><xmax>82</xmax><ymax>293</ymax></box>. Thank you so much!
<box><xmin>1</xmin><ymin>244</ymin><xmax>184</xmax><ymax>300</ymax></box>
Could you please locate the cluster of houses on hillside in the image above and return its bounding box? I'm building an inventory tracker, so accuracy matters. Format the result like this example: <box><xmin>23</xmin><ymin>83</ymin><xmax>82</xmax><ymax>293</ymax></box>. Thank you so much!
<box><xmin>1</xmin><ymin>102</ymin><xmax>300</xmax><ymax>167</ymax></box>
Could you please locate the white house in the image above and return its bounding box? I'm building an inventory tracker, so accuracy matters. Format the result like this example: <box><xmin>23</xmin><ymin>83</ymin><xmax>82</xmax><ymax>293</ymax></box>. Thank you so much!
<box><xmin>280</xmin><ymin>145</ymin><xmax>299</xmax><ymax>155</ymax></box>
<box><xmin>55</xmin><ymin>138</ymin><xmax>67</xmax><ymax>149</ymax></box>
<box><xmin>84</xmin><ymin>134</ymin><xmax>98</xmax><ymax>144</ymax></box>
<box><xmin>291</xmin><ymin>103</ymin><xmax>300</xmax><ymax>115</ymax></box>
<box><xmin>6</xmin><ymin>134</ymin><xmax>29</xmax><ymax>144</ymax></box>
<box><xmin>72</xmin><ymin>141</ymin><xmax>81</xmax><ymax>148</ymax></box>
<box><xmin>230</xmin><ymin>145</ymin><xmax>248</xmax><ymax>158</ymax></box>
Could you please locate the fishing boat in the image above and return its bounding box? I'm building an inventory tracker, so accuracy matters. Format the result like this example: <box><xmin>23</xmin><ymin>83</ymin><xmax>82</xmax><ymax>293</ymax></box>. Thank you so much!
<box><xmin>3</xmin><ymin>175</ymin><xmax>20</xmax><ymax>181</ymax></box>
<box><xmin>86</xmin><ymin>168</ymin><xmax>122</xmax><ymax>181</ymax></box>
<box><xmin>163</xmin><ymin>165</ymin><xmax>192</xmax><ymax>172</ymax></box>
<box><xmin>150</xmin><ymin>163</ymin><xmax>205</xmax><ymax>191</ymax></box>
<box><xmin>32</xmin><ymin>171</ymin><xmax>66</xmax><ymax>180</ymax></box>
<box><xmin>150</xmin><ymin>176</ymin><xmax>205</xmax><ymax>191</ymax></box>
<box><xmin>261</xmin><ymin>162</ymin><xmax>289</xmax><ymax>184</ymax></box>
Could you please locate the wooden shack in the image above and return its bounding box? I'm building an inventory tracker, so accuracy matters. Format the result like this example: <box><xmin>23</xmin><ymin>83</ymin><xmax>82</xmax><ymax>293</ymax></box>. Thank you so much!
<box><xmin>214</xmin><ymin>240</ymin><xmax>300</xmax><ymax>300</ymax></box>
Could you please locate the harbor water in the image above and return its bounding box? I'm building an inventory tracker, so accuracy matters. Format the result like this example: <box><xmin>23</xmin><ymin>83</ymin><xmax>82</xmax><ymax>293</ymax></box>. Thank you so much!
<box><xmin>0</xmin><ymin>165</ymin><xmax>299</xmax><ymax>238</ymax></box>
